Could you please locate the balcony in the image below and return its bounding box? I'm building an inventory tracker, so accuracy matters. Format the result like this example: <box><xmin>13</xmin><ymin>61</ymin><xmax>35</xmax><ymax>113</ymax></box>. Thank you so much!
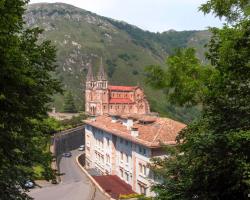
<box><xmin>137</xmin><ymin>173</ymin><xmax>148</xmax><ymax>185</ymax></box>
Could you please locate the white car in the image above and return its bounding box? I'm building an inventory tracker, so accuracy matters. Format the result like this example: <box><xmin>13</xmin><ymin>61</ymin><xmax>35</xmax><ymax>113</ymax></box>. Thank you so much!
<box><xmin>78</xmin><ymin>145</ymin><xmax>85</xmax><ymax>151</ymax></box>
<box><xmin>25</xmin><ymin>180</ymin><xmax>34</xmax><ymax>188</ymax></box>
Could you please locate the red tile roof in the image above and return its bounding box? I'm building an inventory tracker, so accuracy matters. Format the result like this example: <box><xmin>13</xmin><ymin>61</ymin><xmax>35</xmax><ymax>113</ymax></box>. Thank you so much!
<box><xmin>109</xmin><ymin>98</ymin><xmax>133</xmax><ymax>104</ymax></box>
<box><xmin>93</xmin><ymin>175</ymin><xmax>136</xmax><ymax>199</ymax></box>
<box><xmin>84</xmin><ymin>114</ymin><xmax>186</xmax><ymax>148</ymax></box>
<box><xmin>108</xmin><ymin>85</ymin><xmax>136</xmax><ymax>91</ymax></box>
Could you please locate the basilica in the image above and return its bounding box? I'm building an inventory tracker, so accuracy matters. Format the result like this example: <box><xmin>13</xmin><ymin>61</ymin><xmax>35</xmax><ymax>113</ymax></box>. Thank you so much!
<box><xmin>85</xmin><ymin>60</ymin><xmax>150</xmax><ymax>116</ymax></box>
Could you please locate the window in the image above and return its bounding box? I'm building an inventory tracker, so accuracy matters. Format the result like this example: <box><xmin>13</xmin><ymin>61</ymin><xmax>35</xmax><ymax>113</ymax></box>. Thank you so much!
<box><xmin>139</xmin><ymin>185</ymin><xmax>147</xmax><ymax>195</ymax></box>
<box><xmin>139</xmin><ymin>163</ymin><xmax>147</xmax><ymax>176</ymax></box>
<box><xmin>120</xmin><ymin>169</ymin><xmax>123</xmax><ymax>178</ymax></box>
<box><xmin>143</xmin><ymin>165</ymin><xmax>147</xmax><ymax>175</ymax></box>
<box><xmin>143</xmin><ymin>148</ymin><xmax>146</xmax><ymax>155</ymax></box>
<box><xmin>139</xmin><ymin>146</ymin><xmax>142</xmax><ymax>153</ymax></box>
<box><xmin>121</xmin><ymin>152</ymin><xmax>123</xmax><ymax>161</ymax></box>
<box><xmin>106</xmin><ymin>155</ymin><xmax>110</xmax><ymax>163</ymax></box>
<box><xmin>107</xmin><ymin>138</ymin><xmax>110</xmax><ymax>146</ymax></box>
<box><xmin>126</xmin><ymin>154</ymin><xmax>129</xmax><ymax>163</ymax></box>
<box><xmin>120</xmin><ymin>138</ymin><xmax>123</xmax><ymax>144</ymax></box>
<box><xmin>125</xmin><ymin>172</ymin><xmax>129</xmax><ymax>182</ymax></box>
<box><xmin>125</xmin><ymin>140</ymin><xmax>128</xmax><ymax>146</ymax></box>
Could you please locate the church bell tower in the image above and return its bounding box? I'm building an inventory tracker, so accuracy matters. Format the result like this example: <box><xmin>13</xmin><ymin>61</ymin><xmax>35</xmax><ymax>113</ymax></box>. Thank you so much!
<box><xmin>85</xmin><ymin>63</ymin><xmax>96</xmax><ymax>115</ymax></box>
<box><xmin>85</xmin><ymin>57</ymin><xmax>109</xmax><ymax>116</ymax></box>
<box><xmin>96</xmin><ymin>57</ymin><xmax>108</xmax><ymax>89</ymax></box>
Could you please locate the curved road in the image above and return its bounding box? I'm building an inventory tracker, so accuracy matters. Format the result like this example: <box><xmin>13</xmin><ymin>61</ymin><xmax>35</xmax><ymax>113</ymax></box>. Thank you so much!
<box><xmin>29</xmin><ymin>150</ymin><xmax>107</xmax><ymax>200</ymax></box>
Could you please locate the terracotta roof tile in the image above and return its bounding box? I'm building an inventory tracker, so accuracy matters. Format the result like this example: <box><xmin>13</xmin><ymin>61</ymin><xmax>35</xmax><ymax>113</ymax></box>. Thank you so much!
<box><xmin>109</xmin><ymin>98</ymin><xmax>133</xmax><ymax>104</ymax></box>
<box><xmin>84</xmin><ymin>115</ymin><xmax>186</xmax><ymax>148</ymax></box>
<box><xmin>93</xmin><ymin>175</ymin><xmax>136</xmax><ymax>199</ymax></box>
<box><xmin>108</xmin><ymin>85</ymin><xmax>136</xmax><ymax>91</ymax></box>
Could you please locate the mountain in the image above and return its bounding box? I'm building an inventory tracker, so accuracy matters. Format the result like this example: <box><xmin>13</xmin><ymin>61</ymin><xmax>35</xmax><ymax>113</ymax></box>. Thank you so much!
<box><xmin>25</xmin><ymin>3</ymin><xmax>209</xmax><ymax>123</ymax></box>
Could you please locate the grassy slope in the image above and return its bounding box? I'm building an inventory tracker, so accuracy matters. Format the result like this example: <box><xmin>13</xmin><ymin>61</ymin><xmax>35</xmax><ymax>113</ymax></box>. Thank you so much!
<box><xmin>25</xmin><ymin>3</ymin><xmax>209</xmax><ymax>123</ymax></box>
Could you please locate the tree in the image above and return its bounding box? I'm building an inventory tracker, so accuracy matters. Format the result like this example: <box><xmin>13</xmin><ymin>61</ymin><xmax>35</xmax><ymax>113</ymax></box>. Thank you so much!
<box><xmin>145</xmin><ymin>48</ymin><xmax>215</xmax><ymax>106</ymax></box>
<box><xmin>146</xmin><ymin>1</ymin><xmax>250</xmax><ymax>199</ymax></box>
<box><xmin>63</xmin><ymin>91</ymin><xmax>77</xmax><ymax>113</ymax></box>
<box><xmin>0</xmin><ymin>0</ymin><xmax>61</xmax><ymax>199</ymax></box>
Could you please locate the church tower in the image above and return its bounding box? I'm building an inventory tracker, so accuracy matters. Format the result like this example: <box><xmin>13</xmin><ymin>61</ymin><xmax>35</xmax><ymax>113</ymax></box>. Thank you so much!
<box><xmin>96</xmin><ymin>57</ymin><xmax>109</xmax><ymax>114</ymax></box>
<box><xmin>96</xmin><ymin>57</ymin><xmax>108</xmax><ymax>89</ymax></box>
<box><xmin>85</xmin><ymin>58</ymin><xmax>109</xmax><ymax>116</ymax></box>
<box><xmin>85</xmin><ymin>63</ymin><xmax>96</xmax><ymax>115</ymax></box>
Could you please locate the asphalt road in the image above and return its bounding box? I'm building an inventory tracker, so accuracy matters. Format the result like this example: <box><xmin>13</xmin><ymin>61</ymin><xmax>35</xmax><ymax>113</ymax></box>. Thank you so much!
<box><xmin>29</xmin><ymin>150</ymin><xmax>106</xmax><ymax>200</ymax></box>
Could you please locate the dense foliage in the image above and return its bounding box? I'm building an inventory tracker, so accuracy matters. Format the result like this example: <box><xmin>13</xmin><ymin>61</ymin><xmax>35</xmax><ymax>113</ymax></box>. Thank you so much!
<box><xmin>146</xmin><ymin>48</ymin><xmax>215</xmax><ymax>106</ymax></box>
<box><xmin>0</xmin><ymin>0</ymin><xmax>61</xmax><ymax>199</ymax></box>
<box><xmin>147</xmin><ymin>0</ymin><xmax>250</xmax><ymax>199</ymax></box>
<box><xmin>63</xmin><ymin>91</ymin><xmax>77</xmax><ymax>113</ymax></box>
<box><xmin>59</xmin><ymin>113</ymin><xmax>87</xmax><ymax>129</ymax></box>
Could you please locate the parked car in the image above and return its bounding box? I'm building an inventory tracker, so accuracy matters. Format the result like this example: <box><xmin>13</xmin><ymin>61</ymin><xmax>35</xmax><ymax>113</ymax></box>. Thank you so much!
<box><xmin>51</xmin><ymin>179</ymin><xmax>58</xmax><ymax>184</ymax></box>
<box><xmin>78</xmin><ymin>145</ymin><xmax>85</xmax><ymax>151</ymax></box>
<box><xmin>24</xmin><ymin>180</ymin><xmax>34</xmax><ymax>188</ymax></box>
<box><xmin>62</xmin><ymin>152</ymin><xmax>72</xmax><ymax>157</ymax></box>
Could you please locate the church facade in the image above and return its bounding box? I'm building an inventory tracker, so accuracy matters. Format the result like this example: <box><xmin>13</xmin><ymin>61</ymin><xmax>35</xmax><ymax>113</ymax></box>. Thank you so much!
<box><xmin>85</xmin><ymin>60</ymin><xmax>150</xmax><ymax>116</ymax></box>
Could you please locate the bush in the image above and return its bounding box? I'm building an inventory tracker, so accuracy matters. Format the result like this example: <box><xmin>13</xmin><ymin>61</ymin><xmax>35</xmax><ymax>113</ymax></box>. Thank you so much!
<box><xmin>119</xmin><ymin>193</ymin><xmax>144</xmax><ymax>199</ymax></box>
<box><xmin>59</xmin><ymin>113</ymin><xmax>87</xmax><ymax>129</ymax></box>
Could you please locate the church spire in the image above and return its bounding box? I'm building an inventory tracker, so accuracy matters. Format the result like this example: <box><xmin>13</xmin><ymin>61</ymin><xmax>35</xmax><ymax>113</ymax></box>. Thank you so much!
<box><xmin>86</xmin><ymin>63</ymin><xmax>95</xmax><ymax>82</ymax></box>
<box><xmin>97</xmin><ymin>57</ymin><xmax>107</xmax><ymax>80</ymax></box>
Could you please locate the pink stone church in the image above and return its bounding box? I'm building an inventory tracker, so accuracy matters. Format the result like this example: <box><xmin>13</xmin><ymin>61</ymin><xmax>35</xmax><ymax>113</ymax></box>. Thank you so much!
<box><xmin>85</xmin><ymin>60</ymin><xmax>150</xmax><ymax>116</ymax></box>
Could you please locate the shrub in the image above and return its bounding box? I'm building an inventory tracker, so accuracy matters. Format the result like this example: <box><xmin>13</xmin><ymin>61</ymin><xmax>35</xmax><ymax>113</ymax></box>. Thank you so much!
<box><xmin>119</xmin><ymin>193</ymin><xmax>144</xmax><ymax>199</ymax></box>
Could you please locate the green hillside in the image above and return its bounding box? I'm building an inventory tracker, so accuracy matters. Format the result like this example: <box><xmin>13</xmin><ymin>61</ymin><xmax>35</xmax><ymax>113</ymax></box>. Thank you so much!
<box><xmin>25</xmin><ymin>3</ymin><xmax>209</xmax><ymax>123</ymax></box>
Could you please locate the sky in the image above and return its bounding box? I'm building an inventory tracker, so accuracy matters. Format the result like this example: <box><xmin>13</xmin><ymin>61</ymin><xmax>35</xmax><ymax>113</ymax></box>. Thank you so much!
<box><xmin>29</xmin><ymin>0</ymin><xmax>224</xmax><ymax>32</ymax></box>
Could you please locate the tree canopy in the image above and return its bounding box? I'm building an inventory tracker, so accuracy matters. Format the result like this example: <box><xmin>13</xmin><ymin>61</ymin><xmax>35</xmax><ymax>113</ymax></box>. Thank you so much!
<box><xmin>63</xmin><ymin>91</ymin><xmax>77</xmax><ymax>113</ymax></box>
<box><xmin>146</xmin><ymin>0</ymin><xmax>250</xmax><ymax>199</ymax></box>
<box><xmin>0</xmin><ymin>0</ymin><xmax>61</xmax><ymax>199</ymax></box>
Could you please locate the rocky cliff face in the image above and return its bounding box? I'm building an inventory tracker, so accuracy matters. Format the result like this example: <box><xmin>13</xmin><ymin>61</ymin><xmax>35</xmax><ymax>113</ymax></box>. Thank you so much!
<box><xmin>25</xmin><ymin>3</ymin><xmax>208</xmax><ymax>122</ymax></box>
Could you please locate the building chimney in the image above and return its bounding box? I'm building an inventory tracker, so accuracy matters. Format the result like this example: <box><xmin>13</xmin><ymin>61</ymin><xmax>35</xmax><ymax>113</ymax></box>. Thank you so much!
<box><xmin>131</xmin><ymin>127</ymin><xmax>139</xmax><ymax>137</ymax></box>
<box><xmin>126</xmin><ymin>118</ymin><xmax>133</xmax><ymax>130</ymax></box>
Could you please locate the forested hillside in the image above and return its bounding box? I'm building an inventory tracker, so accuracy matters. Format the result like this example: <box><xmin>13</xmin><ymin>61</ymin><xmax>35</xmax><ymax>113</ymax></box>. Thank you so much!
<box><xmin>25</xmin><ymin>3</ymin><xmax>210</xmax><ymax>123</ymax></box>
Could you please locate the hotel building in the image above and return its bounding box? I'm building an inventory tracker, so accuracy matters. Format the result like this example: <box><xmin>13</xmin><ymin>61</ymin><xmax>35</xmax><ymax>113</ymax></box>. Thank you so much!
<box><xmin>84</xmin><ymin>114</ymin><xmax>186</xmax><ymax>196</ymax></box>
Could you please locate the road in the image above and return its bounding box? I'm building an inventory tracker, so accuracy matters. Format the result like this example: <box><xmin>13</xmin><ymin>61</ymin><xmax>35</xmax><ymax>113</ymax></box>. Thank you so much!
<box><xmin>29</xmin><ymin>150</ymin><xmax>107</xmax><ymax>200</ymax></box>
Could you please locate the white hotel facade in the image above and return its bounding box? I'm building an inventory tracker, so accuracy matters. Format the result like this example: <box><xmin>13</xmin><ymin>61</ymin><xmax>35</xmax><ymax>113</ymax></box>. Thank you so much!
<box><xmin>84</xmin><ymin>114</ymin><xmax>185</xmax><ymax>196</ymax></box>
